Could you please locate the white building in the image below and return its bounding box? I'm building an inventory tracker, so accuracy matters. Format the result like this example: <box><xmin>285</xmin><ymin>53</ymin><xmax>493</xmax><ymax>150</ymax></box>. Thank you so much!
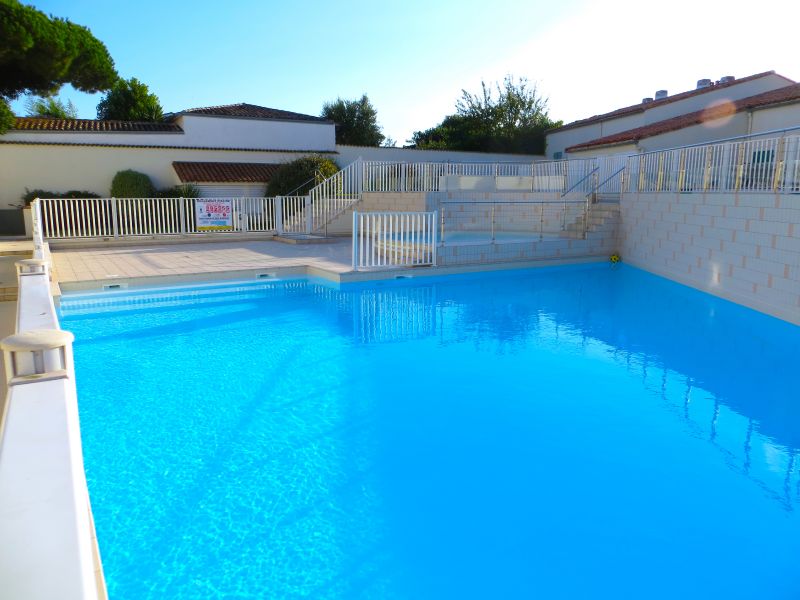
<box><xmin>546</xmin><ymin>71</ymin><xmax>799</xmax><ymax>159</ymax></box>
<box><xmin>0</xmin><ymin>103</ymin><xmax>542</xmax><ymax>213</ymax></box>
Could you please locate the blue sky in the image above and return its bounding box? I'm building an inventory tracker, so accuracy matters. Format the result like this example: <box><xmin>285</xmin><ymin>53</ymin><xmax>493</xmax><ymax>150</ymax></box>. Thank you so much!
<box><xmin>11</xmin><ymin>0</ymin><xmax>800</xmax><ymax>144</ymax></box>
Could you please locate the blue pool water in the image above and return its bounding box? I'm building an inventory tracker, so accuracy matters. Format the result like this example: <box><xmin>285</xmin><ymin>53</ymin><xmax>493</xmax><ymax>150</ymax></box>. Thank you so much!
<box><xmin>59</xmin><ymin>264</ymin><xmax>800</xmax><ymax>599</ymax></box>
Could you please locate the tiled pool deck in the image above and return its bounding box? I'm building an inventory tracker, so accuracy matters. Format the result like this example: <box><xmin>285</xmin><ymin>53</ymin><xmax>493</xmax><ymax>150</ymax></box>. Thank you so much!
<box><xmin>50</xmin><ymin>239</ymin><xmax>355</xmax><ymax>289</ymax></box>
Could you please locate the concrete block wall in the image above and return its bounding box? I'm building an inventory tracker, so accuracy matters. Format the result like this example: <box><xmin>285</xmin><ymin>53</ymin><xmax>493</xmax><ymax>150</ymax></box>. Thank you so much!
<box><xmin>620</xmin><ymin>191</ymin><xmax>800</xmax><ymax>324</ymax></box>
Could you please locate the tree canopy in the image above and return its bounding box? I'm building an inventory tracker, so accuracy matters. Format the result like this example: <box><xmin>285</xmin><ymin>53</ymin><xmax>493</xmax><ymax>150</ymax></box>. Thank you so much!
<box><xmin>321</xmin><ymin>94</ymin><xmax>385</xmax><ymax>146</ymax></box>
<box><xmin>25</xmin><ymin>95</ymin><xmax>78</xmax><ymax>118</ymax></box>
<box><xmin>0</xmin><ymin>0</ymin><xmax>117</xmax><ymax>131</ymax></box>
<box><xmin>96</xmin><ymin>77</ymin><xmax>163</xmax><ymax>121</ymax></box>
<box><xmin>410</xmin><ymin>76</ymin><xmax>562</xmax><ymax>155</ymax></box>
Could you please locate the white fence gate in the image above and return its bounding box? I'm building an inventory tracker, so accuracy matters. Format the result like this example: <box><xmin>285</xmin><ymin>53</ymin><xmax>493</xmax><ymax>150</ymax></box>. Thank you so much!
<box><xmin>352</xmin><ymin>211</ymin><xmax>438</xmax><ymax>270</ymax></box>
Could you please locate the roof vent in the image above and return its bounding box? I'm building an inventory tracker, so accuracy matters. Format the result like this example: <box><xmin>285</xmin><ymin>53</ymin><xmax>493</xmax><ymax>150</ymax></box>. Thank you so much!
<box><xmin>642</xmin><ymin>97</ymin><xmax>653</xmax><ymax>104</ymax></box>
<box><xmin>719</xmin><ymin>75</ymin><xmax>735</xmax><ymax>84</ymax></box>
<box><xmin>696</xmin><ymin>78</ymin><xmax>712</xmax><ymax>89</ymax></box>
<box><xmin>654</xmin><ymin>90</ymin><xmax>668</xmax><ymax>100</ymax></box>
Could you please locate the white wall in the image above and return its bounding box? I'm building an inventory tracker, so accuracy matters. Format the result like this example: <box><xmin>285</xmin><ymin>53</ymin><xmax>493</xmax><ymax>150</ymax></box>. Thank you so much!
<box><xmin>547</xmin><ymin>74</ymin><xmax>794</xmax><ymax>159</ymax></box>
<box><xmin>620</xmin><ymin>190</ymin><xmax>800</xmax><ymax>325</ymax></box>
<box><xmin>0</xmin><ymin>144</ymin><xmax>315</xmax><ymax>208</ymax></box>
<box><xmin>1</xmin><ymin>115</ymin><xmax>336</xmax><ymax>152</ymax></box>
<box><xmin>637</xmin><ymin>112</ymin><xmax>751</xmax><ymax>152</ymax></box>
<box><xmin>750</xmin><ymin>104</ymin><xmax>800</xmax><ymax>134</ymax></box>
<box><xmin>335</xmin><ymin>144</ymin><xmax>542</xmax><ymax>167</ymax></box>
<box><xmin>176</xmin><ymin>115</ymin><xmax>335</xmax><ymax>151</ymax></box>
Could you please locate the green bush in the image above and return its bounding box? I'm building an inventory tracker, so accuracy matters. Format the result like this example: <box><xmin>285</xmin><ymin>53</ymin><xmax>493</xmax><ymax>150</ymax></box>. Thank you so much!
<box><xmin>111</xmin><ymin>170</ymin><xmax>155</xmax><ymax>198</ymax></box>
<box><xmin>21</xmin><ymin>188</ymin><xmax>101</xmax><ymax>206</ymax></box>
<box><xmin>157</xmin><ymin>183</ymin><xmax>199</xmax><ymax>198</ymax></box>
<box><xmin>266</xmin><ymin>155</ymin><xmax>339</xmax><ymax>197</ymax></box>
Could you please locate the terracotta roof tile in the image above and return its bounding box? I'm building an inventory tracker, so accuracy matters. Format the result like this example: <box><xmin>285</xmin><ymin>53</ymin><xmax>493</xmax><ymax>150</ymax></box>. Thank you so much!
<box><xmin>178</xmin><ymin>103</ymin><xmax>329</xmax><ymax>123</ymax></box>
<box><xmin>550</xmin><ymin>71</ymin><xmax>794</xmax><ymax>134</ymax></box>
<box><xmin>13</xmin><ymin>117</ymin><xmax>182</xmax><ymax>132</ymax></box>
<box><xmin>172</xmin><ymin>161</ymin><xmax>282</xmax><ymax>183</ymax></box>
<box><xmin>565</xmin><ymin>83</ymin><xmax>800</xmax><ymax>152</ymax></box>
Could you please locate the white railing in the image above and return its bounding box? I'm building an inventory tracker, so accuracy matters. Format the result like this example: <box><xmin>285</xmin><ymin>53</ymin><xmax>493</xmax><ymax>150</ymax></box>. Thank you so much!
<box><xmin>38</xmin><ymin>196</ymin><xmax>284</xmax><ymax>239</ymax></box>
<box><xmin>357</xmin><ymin>156</ymin><xmax>627</xmax><ymax>195</ymax></box>
<box><xmin>438</xmin><ymin>197</ymin><xmax>590</xmax><ymax>243</ymax></box>
<box><xmin>352</xmin><ymin>211</ymin><xmax>438</xmax><ymax>270</ymax></box>
<box><xmin>308</xmin><ymin>158</ymin><xmax>364</xmax><ymax>232</ymax></box>
<box><xmin>627</xmin><ymin>132</ymin><xmax>800</xmax><ymax>193</ymax></box>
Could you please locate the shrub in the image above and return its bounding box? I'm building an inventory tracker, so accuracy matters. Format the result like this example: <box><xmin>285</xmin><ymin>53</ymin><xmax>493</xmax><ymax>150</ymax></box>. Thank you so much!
<box><xmin>111</xmin><ymin>170</ymin><xmax>155</xmax><ymax>198</ymax></box>
<box><xmin>158</xmin><ymin>184</ymin><xmax>199</xmax><ymax>198</ymax></box>
<box><xmin>21</xmin><ymin>188</ymin><xmax>100</xmax><ymax>206</ymax></box>
<box><xmin>266</xmin><ymin>155</ymin><xmax>339</xmax><ymax>197</ymax></box>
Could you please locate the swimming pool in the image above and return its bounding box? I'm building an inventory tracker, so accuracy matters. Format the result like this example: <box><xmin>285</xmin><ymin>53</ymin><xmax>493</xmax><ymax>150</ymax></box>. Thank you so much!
<box><xmin>59</xmin><ymin>264</ymin><xmax>800</xmax><ymax>599</ymax></box>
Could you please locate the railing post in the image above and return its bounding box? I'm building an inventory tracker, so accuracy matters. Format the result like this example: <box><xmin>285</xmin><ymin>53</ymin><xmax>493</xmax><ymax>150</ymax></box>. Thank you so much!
<box><xmin>773</xmin><ymin>135</ymin><xmax>786</xmax><ymax>192</ymax></box>
<box><xmin>275</xmin><ymin>196</ymin><xmax>284</xmax><ymax>235</ymax></box>
<box><xmin>1</xmin><ymin>329</ymin><xmax>75</xmax><ymax>386</ymax></box>
<box><xmin>432</xmin><ymin>210</ymin><xmax>438</xmax><ymax>267</ymax></box>
<box><xmin>178</xmin><ymin>197</ymin><xmax>186</xmax><ymax>235</ymax></box>
<box><xmin>110</xmin><ymin>197</ymin><xmax>119</xmax><ymax>238</ymax></box>
<box><xmin>304</xmin><ymin>195</ymin><xmax>313</xmax><ymax>234</ymax></box>
<box><xmin>352</xmin><ymin>210</ymin><xmax>358</xmax><ymax>270</ymax></box>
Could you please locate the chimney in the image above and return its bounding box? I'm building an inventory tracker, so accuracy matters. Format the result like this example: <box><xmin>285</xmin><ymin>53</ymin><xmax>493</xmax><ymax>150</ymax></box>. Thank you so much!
<box><xmin>719</xmin><ymin>75</ymin><xmax>735</xmax><ymax>84</ymax></box>
<box><xmin>696</xmin><ymin>78</ymin><xmax>712</xmax><ymax>89</ymax></box>
<box><xmin>654</xmin><ymin>90</ymin><xmax>668</xmax><ymax>100</ymax></box>
<box><xmin>642</xmin><ymin>97</ymin><xmax>653</xmax><ymax>104</ymax></box>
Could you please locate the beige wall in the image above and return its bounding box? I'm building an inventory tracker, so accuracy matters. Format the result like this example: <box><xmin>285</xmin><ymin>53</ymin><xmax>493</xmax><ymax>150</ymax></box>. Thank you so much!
<box><xmin>0</xmin><ymin>144</ymin><xmax>314</xmax><ymax>208</ymax></box>
<box><xmin>620</xmin><ymin>190</ymin><xmax>800</xmax><ymax>324</ymax></box>
<box><xmin>750</xmin><ymin>104</ymin><xmax>800</xmax><ymax>134</ymax></box>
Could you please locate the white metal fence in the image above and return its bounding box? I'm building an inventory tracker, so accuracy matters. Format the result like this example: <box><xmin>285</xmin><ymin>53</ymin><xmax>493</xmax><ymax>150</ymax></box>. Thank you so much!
<box><xmin>438</xmin><ymin>198</ymin><xmax>590</xmax><ymax>243</ymax></box>
<box><xmin>36</xmin><ymin>196</ymin><xmax>321</xmax><ymax>239</ymax></box>
<box><xmin>352</xmin><ymin>211</ymin><xmax>438</xmax><ymax>270</ymax></box>
<box><xmin>358</xmin><ymin>156</ymin><xmax>628</xmax><ymax>196</ymax></box>
<box><xmin>627</xmin><ymin>133</ymin><xmax>800</xmax><ymax>193</ymax></box>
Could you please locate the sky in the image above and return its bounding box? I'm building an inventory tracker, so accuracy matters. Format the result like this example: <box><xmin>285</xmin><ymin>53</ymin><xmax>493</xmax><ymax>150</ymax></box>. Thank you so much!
<box><xmin>10</xmin><ymin>0</ymin><xmax>800</xmax><ymax>144</ymax></box>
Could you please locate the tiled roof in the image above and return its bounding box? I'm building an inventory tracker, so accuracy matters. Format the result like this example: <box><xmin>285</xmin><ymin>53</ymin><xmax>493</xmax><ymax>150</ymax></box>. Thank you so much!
<box><xmin>172</xmin><ymin>161</ymin><xmax>282</xmax><ymax>183</ymax></box>
<box><xmin>550</xmin><ymin>71</ymin><xmax>794</xmax><ymax>134</ymax></box>
<box><xmin>565</xmin><ymin>83</ymin><xmax>800</xmax><ymax>152</ymax></box>
<box><xmin>177</xmin><ymin>103</ymin><xmax>329</xmax><ymax>123</ymax></box>
<box><xmin>12</xmin><ymin>117</ymin><xmax>183</xmax><ymax>132</ymax></box>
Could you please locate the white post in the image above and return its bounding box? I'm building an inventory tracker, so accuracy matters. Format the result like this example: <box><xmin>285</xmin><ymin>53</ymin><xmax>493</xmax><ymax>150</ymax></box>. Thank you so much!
<box><xmin>111</xmin><ymin>197</ymin><xmax>119</xmax><ymax>238</ymax></box>
<box><xmin>304</xmin><ymin>195</ymin><xmax>313</xmax><ymax>234</ymax></box>
<box><xmin>352</xmin><ymin>211</ymin><xmax>358</xmax><ymax>270</ymax></box>
<box><xmin>275</xmin><ymin>197</ymin><xmax>284</xmax><ymax>235</ymax></box>
<box><xmin>1</xmin><ymin>329</ymin><xmax>75</xmax><ymax>386</ymax></box>
<box><xmin>432</xmin><ymin>210</ymin><xmax>438</xmax><ymax>267</ymax></box>
<box><xmin>178</xmin><ymin>197</ymin><xmax>186</xmax><ymax>235</ymax></box>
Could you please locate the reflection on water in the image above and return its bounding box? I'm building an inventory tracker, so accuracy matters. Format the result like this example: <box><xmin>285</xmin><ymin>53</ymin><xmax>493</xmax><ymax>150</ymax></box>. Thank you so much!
<box><xmin>61</xmin><ymin>266</ymin><xmax>800</xmax><ymax>514</ymax></box>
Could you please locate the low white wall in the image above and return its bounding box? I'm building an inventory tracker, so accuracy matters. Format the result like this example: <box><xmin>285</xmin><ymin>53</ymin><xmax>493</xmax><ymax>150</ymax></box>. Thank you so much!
<box><xmin>620</xmin><ymin>191</ymin><xmax>800</xmax><ymax>324</ymax></box>
<box><xmin>335</xmin><ymin>144</ymin><xmax>542</xmax><ymax>165</ymax></box>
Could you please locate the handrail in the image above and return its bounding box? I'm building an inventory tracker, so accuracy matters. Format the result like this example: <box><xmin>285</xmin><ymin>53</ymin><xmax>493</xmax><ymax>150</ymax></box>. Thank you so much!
<box><xmin>560</xmin><ymin>167</ymin><xmax>599</xmax><ymax>197</ymax></box>
<box><xmin>590</xmin><ymin>166</ymin><xmax>626</xmax><ymax>196</ymax></box>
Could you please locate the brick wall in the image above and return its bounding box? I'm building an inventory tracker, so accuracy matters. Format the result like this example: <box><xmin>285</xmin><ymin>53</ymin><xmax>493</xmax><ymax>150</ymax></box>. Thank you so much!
<box><xmin>620</xmin><ymin>191</ymin><xmax>800</xmax><ymax>324</ymax></box>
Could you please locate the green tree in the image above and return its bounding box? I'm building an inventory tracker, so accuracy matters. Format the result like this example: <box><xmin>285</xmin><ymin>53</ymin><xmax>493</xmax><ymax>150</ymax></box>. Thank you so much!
<box><xmin>97</xmin><ymin>77</ymin><xmax>163</xmax><ymax>121</ymax></box>
<box><xmin>266</xmin><ymin>155</ymin><xmax>339</xmax><ymax>197</ymax></box>
<box><xmin>410</xmin><ymin>76</ymin><xmax>562</xmax><ymax>155</ymax></box>
<box><xmin>0</xmin><ymin>0</ymin><xmax>117</xmax><ymax>132</ymax></box>
<box><xmin>321</xmin><ymin>94</ymin><xmax>385</xmax><ymax>146</ymax></box>
<box><xmin>24</xmin><ymin>95</ymin><xmax>78</xmax><ymax>118</ymax></box>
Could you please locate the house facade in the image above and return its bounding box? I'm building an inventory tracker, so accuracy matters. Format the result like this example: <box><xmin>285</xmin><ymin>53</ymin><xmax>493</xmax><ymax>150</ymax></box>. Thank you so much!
<box><xmin>546</xmin><ymin>71</ymin><xmax>799</xmax><ymax>159</ymax></box>
<box><xmin>0</xmin><ymin>103</ymin><xmax>543</xmax><ymax>215</ymax></box>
